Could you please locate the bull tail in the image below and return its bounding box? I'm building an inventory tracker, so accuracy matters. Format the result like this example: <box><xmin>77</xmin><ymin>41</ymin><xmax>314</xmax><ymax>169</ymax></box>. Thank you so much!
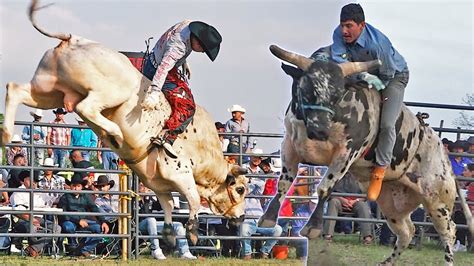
<box><xmin>29</xmin><ymin>0</ymin><xmax>71</xmax><ymax>41</ymax></box>
<box><xmin>455</xmin><ymin>180</ymin><xmax>474</xmax><ymax>245</ymax></box>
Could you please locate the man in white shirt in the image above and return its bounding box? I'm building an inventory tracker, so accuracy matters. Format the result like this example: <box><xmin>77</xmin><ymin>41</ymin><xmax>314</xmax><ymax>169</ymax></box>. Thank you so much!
<box><xmin>11</xmin><ymin>170</ymin><xmax>61</xmax><ymax>257</ymax></box>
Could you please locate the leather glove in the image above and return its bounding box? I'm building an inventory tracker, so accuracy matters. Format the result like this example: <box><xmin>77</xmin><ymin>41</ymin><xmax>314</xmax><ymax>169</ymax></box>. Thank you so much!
<box><xmin>358</xmin><ymin>72</ymin><xmax>385</xmax><ymax>91</ymax></box>
<box><xmin>141</xmin><ymin>85</ymin><xmax>160</xmax><ymax>110</ymax></box>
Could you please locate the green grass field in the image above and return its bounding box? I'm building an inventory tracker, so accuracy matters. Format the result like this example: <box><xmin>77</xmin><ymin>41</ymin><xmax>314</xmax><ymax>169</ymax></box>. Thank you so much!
<box><xmin>307</xmin><ymin>235</ymin><xmax>473</xmax><ymax>265</ymax></box>
<box><xmin>1</xmin><ymin>235</ymin><xmax>472</xmax><ymax>265</ymax></box>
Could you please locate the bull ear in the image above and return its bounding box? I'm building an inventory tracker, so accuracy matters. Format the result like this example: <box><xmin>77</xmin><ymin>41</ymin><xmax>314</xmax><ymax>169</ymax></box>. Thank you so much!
<box><xmin>281</xmin><ymin>63</ymin><xmax>303</xmax><ymax>79</ymax></box>
<box><xmin>231</xmin><ymin>165</ymin><xmax>248</xmax><ymax>176</ymax></box>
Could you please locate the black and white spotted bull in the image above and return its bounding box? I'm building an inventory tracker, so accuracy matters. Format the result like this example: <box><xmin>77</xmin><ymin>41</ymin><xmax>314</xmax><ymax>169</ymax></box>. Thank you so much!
<box><xmin>258</xmin><ymin>45</ymin><xmax>473</xmax><ymax>265</ymax></box>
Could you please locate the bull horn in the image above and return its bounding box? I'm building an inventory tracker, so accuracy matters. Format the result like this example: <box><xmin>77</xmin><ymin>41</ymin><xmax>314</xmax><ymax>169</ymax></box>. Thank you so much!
<box><xmin>269</xmin><ymin>45</ymin><xmax>314</xmax><ymax>71</ymax></box>
<box><xmin>339</xmin><ymin>60</ymin><xmax>382</xmax><ymax>77</ymax></box>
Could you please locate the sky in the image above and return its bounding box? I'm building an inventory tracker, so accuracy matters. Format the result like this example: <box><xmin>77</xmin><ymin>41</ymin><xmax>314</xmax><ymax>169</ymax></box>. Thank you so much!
<box><xmin>0</xmin><ymin>0</ymin><xmax>472</xmax><ymax>153</ymax></box>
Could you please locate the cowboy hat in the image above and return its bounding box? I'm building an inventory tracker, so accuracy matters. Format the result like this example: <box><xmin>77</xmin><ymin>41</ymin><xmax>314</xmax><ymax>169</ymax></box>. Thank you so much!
<box><xmin>189</xmin><ymin>21</ymin><xmax>222</xmax><ymax>61</ymax></box>
<box><xmin>94</xmin><ymin>175</ymin><xmax>115</xmax><ymax>188</ymax></box>
<box><xmin>42</xmin><ymin>157</ymin><xmax>58</xmax><ymax>167</ymax></box>
<box><xmin>227</xmin><ymin>104</ymin><xmax>246</xmax><ymax>113</ymax></box>
<box><xmin>70</xmin><ymin>172</ymin><xmax>88</xmax><ymax>186</ymax></box>
<box><xmin>10</xmin><ymin>134</ymin><xmax>22</xmax><ymax>143</ymax></box>
<box><xmin>52</xmin><ymin>108</ymin><xmax>67</xmax><ymax>114</ymax></box>
<box><xmin>75</xmin><ymin>116</ymin><xmax>84</xmax><ymax>123</ymax></box>
<box><xmin>29</xmin><ymin>109</ymin><xmax>43</xmax><ymax>118</ymax></box>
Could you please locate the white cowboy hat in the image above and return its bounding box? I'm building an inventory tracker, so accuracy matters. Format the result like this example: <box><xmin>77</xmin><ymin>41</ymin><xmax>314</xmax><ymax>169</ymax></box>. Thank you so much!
<box><xmin>29</xmin><ymin>109</ymin><xmax>43</xmax><ymax>117</ymax></box>
<box><xmin>227</xmin><ymin>104</ymin><xmax>246</xmax><ymax>113</ymax></box>
<box><xmin>42</xmin><ymin>157</ymin><xmax>58</xmax><ymax>167</ymax></box>
<box><xmin>251</xmin><ymin>148</ymin><xmax>264</xmax><ymax>155</ymax></box>
<box><xmin>10</xmin><ymin>134</ymin><xmax>22</xmax><ymax>143</ymax></box>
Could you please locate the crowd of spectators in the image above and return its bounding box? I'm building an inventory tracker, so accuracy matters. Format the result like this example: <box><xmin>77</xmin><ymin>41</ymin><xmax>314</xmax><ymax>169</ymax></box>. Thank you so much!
<box><xmin>0</xmin><ymin>105</ymin><xmax>472</xmax><ymax>260</ymax></box>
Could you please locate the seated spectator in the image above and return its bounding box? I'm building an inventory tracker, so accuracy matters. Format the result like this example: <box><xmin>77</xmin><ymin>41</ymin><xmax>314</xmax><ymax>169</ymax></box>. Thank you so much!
<box><xmin>7</xmin><ymin>154</ymin><xmax>28</xmax><ymax>196</ymax></box>
<box><xmin>38</xmin><ymin>158</ymin><xmax>67</xmax><ymax>206</ymax></box>
<box><xmin>442</xmin><ymin>138</ymin><xmax>453</xmax><ymax>154</ymax></box>
<box><xmin>242</xmin><ymin>148</ymin><xmax>264</xmax><ymax>174</ymax></box>
<box><xmin>69</xmin><ymin>150</ymin><xmax>95</xmax><ymax>190</ymax></box>
<box><xmin>449</xmin><ymin>140</ymin><xmax>472</xmax><ymax>177</ymax></box>
<box><xmin>0</xmin><ymin>168</ymin><xmax>9</xmax><ymax>205</ymax></box>
<box><xmin>240</xmin><ymin>170</ymin><xmax>282</xmax><ymax>259</ymax></box>
<box><xmin>467</xmin><ymin>136</ymin><xmax>474</xmax><ymax>154</ymax></box>
<box><xmin>322</xmin><ymin>173</ymin><xmax>373</xmax><ymax>244</ymax></box>
<box><xmin>137</xmin><ymin>182</ymin><xmax>197</xmax><ymax>260</ymax></box>
<box><xmin>10</xmin><ymin>170</ymin><xmax>61</xmax><ymax>257</ymax></box>
<box><xmin>94</xmin><ymin>175</ymin><xmax>119</xmax><ymax>224</ymax></box>
<box><xmin>6</xmin><ymin>134</ymin><xmax>28</xmax><ymax>166</ymax></box>
<box><xmin>57</xmin><ymin>173</ymin><xmax>109</xmax><ymax>257</ymax></box>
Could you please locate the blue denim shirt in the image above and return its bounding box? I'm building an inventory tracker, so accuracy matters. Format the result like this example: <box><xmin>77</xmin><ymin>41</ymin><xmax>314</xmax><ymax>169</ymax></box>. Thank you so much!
<box><xmin>331</xmin><ymin>23</ymin><xmax>408</xmax><ymax>84</ymax></box>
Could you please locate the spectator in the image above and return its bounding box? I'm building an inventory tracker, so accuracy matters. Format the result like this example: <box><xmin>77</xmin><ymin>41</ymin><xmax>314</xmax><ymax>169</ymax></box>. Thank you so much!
<box><xmin>225</xmin><ymin>104</ymin><xmax>251</xmax><ymax>163</ymax></box>
<box><xmin>47</xmin><ymin>108</ymin><xmax>70</xmax><ymax>168</ymax></box>
<box><xmin>0</xmin><ymin>168</ymin><xmax>9</xmax><ymax>205</ymax></box>
<box><xmin>242</xmin><ymin>148</ymin><xmax>264</xmax><ymax>175</ymax></box>
<box><xmin>7</xmin><ymin>154</ymin><xmax>28</xmax><ymax>196</ymax></box>
<box><xmin>69</xmin><ymin>149</ymin><xmax>95</xmax><ymax>190</ymax></box>
<box><xmin>98</xmin><ymin>138</ymin><xmax>119</xmax><ymax>170</ymax></box>
<box><xmin>94</xmin><ymin>175</ymin><xmax>119</xmax><ymax>223</ymax></box>
<box><xmin>71</xmin><ymin>117</ymin><xmax>98</xmax><ymax>161</ymax></box>
<box><xmin>451</xmin><ymin>163</ymin><xmax>474</xmax><ymax>252</ymax></box>
<box><xmin>58</xmin><ymin>173</ymin><xmax>109</xmax><ymax>257</ymax></box>
<box><xmin>442</xmin><ymin>138</ymin><xmax>453</xmax><ymax>154</ymax></box>
<box><xmin>215</xmin><ymin>122</ymin><xmax>229</xmax><ymax>152</ymax></box>
<box><xmin>37</xmin><ymin>158</ymin><xmax>67</xmax><ymax>206</ymax></box>
<box><xmin>6</xmin><ymin>134</ymin><xmax>28</xmax><ymax>166</ymax></box>
<box><xmin>467</xmin><ymin>136</ymin><xmax>474</xmax><ymax>154</ymax></box>
<box><xmin>322</xmin><ymin>173</ymin><xmax>373</xmax><ymax>245</ymax></box>
<box><xmin>449</xmin><ymin>140</ymin><xmax>472</xmax><ymax>177</ymax></box>
<box><xmin>137</xmin><ymin>182</ymin><xmax>197</xmax><ymax>260</ymax></box>
<box><xmin>22</xmin><ymin>109</ymin><xmax>48</xmax><ymax>166</ymax></box>
<box><xmin>239</xmin><ymin>162</ymin><xmax>282</xmax><ymax>259</ymax></box>
<box><xmin>10</xmin><ymin>170</ymin><xmax>61</xmax><ymax>257</ymax></box>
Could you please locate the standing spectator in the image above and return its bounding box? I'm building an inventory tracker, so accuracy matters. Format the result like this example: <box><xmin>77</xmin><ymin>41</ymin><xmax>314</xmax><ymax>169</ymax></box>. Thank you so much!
<box><xmin>239</xmin><ymin>160</ymin><xmax>282</xmax><ymax>259</ymax></box>
<box><xmin>137</xmin><ymin>182</ymin><xmax>197</xmax><ymax>260</ymax></box>
<box><xmin>37</xmin><ymin>157</ymin><xmax>67</xmax><ymax>206</ymax></box>
<box><xmin>322</xmin><ymin>173</ymin><xmax>373</xmax><ymax>245</ymax></box>
<box><xmin>58</xmin><ymin>173</ymin><xmax>109</xmax><ymax>257</ymax></box>
<box><xmin>98</xmin><ymin>138</ymin><xmax>119</xmax><ymax>170</ymax></box>
<box><xmin>71</xmin><ymin>117</ymin><xmax>98</xmax><ymax>161</ymax></box>
<box><xmin>6</xmin><ymin>134</ymin><xmax>28</xmax><ymax>166</ymax></box>
<box><xmin>11</xmin><ymin>170</ymin><xmax>61</xmax><ymax>257</ymax></box>
<box><xmin>215</xmin><ymin>122</ymin><xmax>229</xmax><ymax>152</ymax></box>
<box><xmin>22</xmin><ymin>109</ymin><xmax>48</xmax><ymax>166</ymax></box>
<box><xmin>225</xmin><ymin>104</ymin><xmax>250</xmax><ymax>162</ymax></box>
<box><xmin>47</xmin><ymin>108</ymin><xmax>70</xmax><ymax>168</ymax></box>
<box><xmin>449</xmin><ymin>140</ymin><xmax>472</xmax><ymax>177</ymax></box>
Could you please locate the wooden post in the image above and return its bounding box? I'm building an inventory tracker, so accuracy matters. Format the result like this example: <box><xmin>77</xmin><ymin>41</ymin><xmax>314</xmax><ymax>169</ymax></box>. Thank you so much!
<box><xmin>118</xmin><ymin>162</ymin><xmax>130</xmax><ymax>261</ymax></box>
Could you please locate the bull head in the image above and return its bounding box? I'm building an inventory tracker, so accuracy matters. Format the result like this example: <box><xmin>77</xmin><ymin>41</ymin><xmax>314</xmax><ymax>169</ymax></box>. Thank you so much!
<box><xmin>270</xmin><ymin>44</ymin><xmax>381</xmax><ymax>141</ymax></box>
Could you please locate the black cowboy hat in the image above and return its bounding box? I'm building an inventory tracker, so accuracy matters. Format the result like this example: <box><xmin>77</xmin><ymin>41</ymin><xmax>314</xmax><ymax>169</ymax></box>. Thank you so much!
<box><xmin>52</xmin><ymin>108</ymin><xmax>67</xmax><ymax>114</ymax></box>
<box><xmin>94</xmin><ymin>175</ymin><xmax>115</xmax><ymax>188</ymax></box>
<box><xmin>70</xmin><ymin>172</ymin><xmax>88</xmax><ymax>186</ymax></box>
<box><xmin>189</xmin><ymin>21</ymin><xmax>222</xmax><ymax>61</ymax></box>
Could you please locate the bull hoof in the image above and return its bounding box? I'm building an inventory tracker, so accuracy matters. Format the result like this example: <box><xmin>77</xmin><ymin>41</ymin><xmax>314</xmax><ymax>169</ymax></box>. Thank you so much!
<box><xmin>185</xmin><ymin>219</ymin><xmax>199</xmax><ymax>246</ymax></box>
<box><xmin>162</xmin><ymin>223</ymin><xmax>176</xmax><ymax>248</ymax></box>
<box><xmin>300</xmin><ymin>224</ymin><xmax>321</xmax><ymax>239</ymax></box>
<box><xmin>1</xmin><ymin>128</ymin><xmax>11</xmax><ymax>147</ymax></box>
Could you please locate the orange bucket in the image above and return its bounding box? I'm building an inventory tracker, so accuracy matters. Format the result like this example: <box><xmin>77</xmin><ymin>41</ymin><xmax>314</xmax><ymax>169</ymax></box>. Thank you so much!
<box><xmin>272</xmin><ymin>245</ymin><xmax>289</xmax><ymax>259</ymax></box>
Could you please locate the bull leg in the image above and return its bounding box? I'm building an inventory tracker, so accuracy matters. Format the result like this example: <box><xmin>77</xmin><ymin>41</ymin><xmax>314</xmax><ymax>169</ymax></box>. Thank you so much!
<box><xmin>258</xmin><ymin>136</ymin><xmax>300</xmax><ymax>227</ymax></box>
<box><xmin>425</xmin><ymin>205</ymin><xmax>456</xmax><ymax>266</ymax></box>
<box><xmin>155</xmin><ymin>192</ymin><xmax>177</xmax><ymax>248</ymax></box>
<box><xmin>74</xmin><ymin>92</ymin><xmax>124</xmax><ymax>148</ymax></box>
<box><xmin>378</xmin><ymin>216</ymin><xmax>414</xmax><ymax>266</ymax></box>
<box><xmin>300</xmin><ymin>154</ymin><xmax>352</xmax><ymax>238</ymax></box>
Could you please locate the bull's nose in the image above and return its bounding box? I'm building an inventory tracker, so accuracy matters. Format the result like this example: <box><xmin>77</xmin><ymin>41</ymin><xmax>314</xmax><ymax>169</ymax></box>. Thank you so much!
<box><xmin>228</xmin><ymin>215</ymin><xmax>245</xmax><ymax>227</ymax></box>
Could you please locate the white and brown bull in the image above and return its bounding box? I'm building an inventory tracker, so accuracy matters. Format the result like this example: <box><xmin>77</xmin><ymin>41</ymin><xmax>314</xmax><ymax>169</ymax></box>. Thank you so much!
<box><xmin>258</xmin><ymin>45</ymin><xmax>473</xmax><ymax>265</ymax></box>
<box><xmin>1</xmin><ymin>0</ymin><xmax>248</xmax><ymax>245</ymax></box>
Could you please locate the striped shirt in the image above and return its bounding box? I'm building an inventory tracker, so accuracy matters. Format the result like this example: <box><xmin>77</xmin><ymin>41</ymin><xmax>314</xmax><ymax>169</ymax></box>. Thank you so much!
<box><xmin>151</xmin><ymin>20</ymin><xmax>193</xmax><ymax>89</ymax></box>
<box><xmin>47</xmin><ymin>120</ymin><xmax>70</xmax><ymax>146</ymax></box>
